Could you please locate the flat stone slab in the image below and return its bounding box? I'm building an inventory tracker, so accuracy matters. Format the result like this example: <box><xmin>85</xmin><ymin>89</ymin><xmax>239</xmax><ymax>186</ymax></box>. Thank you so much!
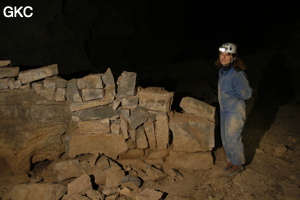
<box><xmin>70</xmin><ymin>100</ymin><xmax>112</xmax><ymax>112</ymax></box>
<box><xmin>0</xmin><ymin>67</ymin><xmax>19</xmax><ymax>78</ymax></box>
<box><xmin>74</xmin><ymin>106</ymin><xmax>119</xmax><ymax>121</ymax></box>
<box><xmin>0</xmin><ymin>60</ymin><xmax>11</xmax><ymax>67</ymax></box>
<box><xmin>18</xmin><ymin>64</ymin><xmax>58</xmax><ymax>84</ymax></box>
<box><xmin>78</xmin><ymin>118</ymin><xmax>110</xmax><ymax>134</ymax></box>
<box><xmin>66</xmin><ymin>134</ymin><xmax>128</xmax><ymax>159</ymax></box>
<box><xmin>180</xmin><ymin>96</ymin><xmax>216</xmax><ymax>122</ymax></box>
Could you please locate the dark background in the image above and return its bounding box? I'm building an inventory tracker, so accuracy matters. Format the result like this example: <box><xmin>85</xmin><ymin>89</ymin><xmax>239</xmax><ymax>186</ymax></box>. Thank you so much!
<box><xmin>0</xmin><ymin>0</ymin><xmax>299</xmax><ymax>96</ymax></box>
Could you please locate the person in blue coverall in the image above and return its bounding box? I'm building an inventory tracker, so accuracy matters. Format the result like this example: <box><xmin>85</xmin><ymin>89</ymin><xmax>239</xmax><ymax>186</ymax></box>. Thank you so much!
<box><xmin>215</xmin><ymin>43</ymin><xmax>252</xmax><ymax>175</ymax></box>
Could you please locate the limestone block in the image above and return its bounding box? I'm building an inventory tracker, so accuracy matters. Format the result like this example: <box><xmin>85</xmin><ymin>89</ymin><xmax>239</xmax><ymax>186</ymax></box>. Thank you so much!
<box><xmin>102</xmin><ymin>68</ymin><xmax>116</xmax><ymax>101</ymax></box>
<box><xmin>67</xmin><ymin>174</ymin><xmax>92</xmax><ymax>196</ymax></box>
<box><xmin>0</xmin><ymin>67</ymin><xmax>19</xmax><ymax>78</ymax></box>
<box><xmin>118</xmin><ymin>187</ymin><xmax>132</xmax><ymax>197</ymax></box>
<box><xmin>74</xmin><ymin>106</ymin><xmax>119</xmax><ymax>121</ymax></box>
<box><xmin>32</xmin><ymin>82</ymin><xmax>43</xmax><ymax>94</ymax></box>
<box><xmin>66</xmin><ymin>79</ymin><xmax>82</xmax><ymax>103</ymax></box>
<box><xmin>116</xmin><ymin>71</ymin><xmax>137</xmax><ymax>98</ymax></box>
<box><xmin>110</xmin><ymin>123</ymin><xmax>120</xmax><ymax>135</ymax></box>
<box><xmin>0</xmin><ymin>78</ymin><xmax>9</xmax><ymax>89</ymax></box>
<box><xmin>139</xmin><ymin>87</ymin><xmax>174</xmax><ymax>113</ymax></box>
<box><xmin>85</xmin><ymin>189</ymin><xmax>105</xmax><ymax>200</ymax></box>
<box><xmin>83</xmin><ymin>74</ymin><xmax>103</xmax><ymax>89</ymax></box>
<box><xmin>121</xmin><ymin>175</ymin><xmax>142</xmax><ymax>189</ymax></box>
<box><xmin>7</xmin><ymin>78</ymin><xmax>15</xmax><ymax>89</ymax></box>
<box><xmin>128</xmin><ymin>124</ymin><xmax>136</xmax><ymax>142</ymax></box>
<box><xmin>14</xmin><ymin>79</ymin><xmax>22</xmax><ymax>88</ymax></box>
<box><xmin>143</xmin><ymin>149</ymin><xmax>169</xmax><ymax>161</ymax></box>
<box><xmin>169</xmin><ymin>111</ymin><xmax>215</xmax><ymax>152</ymax></box>
<box><xmin>143</xmin><ymin>165</ymin><xmax>167</xmax><ymax>181</ymax></box>
<box><xmin>180</xmin><ymin>96</ymin><xmax>216</xmax><ymax>122</ymax></box>
<box><xmin>121</xmin><ymin>95</ymin><xmax>139</xmax><ymax>109</ymax></box>
<box><xmin>121</xmin><ymin>109</ymin><xmax>130</xmax><ymax>119</ymax></box>
<box><xmin>77</xmin><ymin>78</ymin><xmax>91</xmax><ymax>89</ymax></box>
<box><xmin>113</xmin><ymin>98</ymin><xmax>122</xmax><ymax>110</ymax></box>
<box><xmin>39</xmin><ymin>87</ymin><xmax>55</xmax><ymax>101</ymax></box>
<box><xmin>144</xmin><ymin>118</ymin><xmax>156</xmax><ymax>149</ymax></box>
<box><xmin>120</xmin><ymin>114</ymin><xmax>129</xmax><ymax>139</ymax></box>
<box><xmin>44</xmin><ymin>77</ymin><xmax>67</xmax><ymax>88</ymax></box>
<box><xmin>82</xmin><ymin>88</ymin><xmax>104</xmax><ymax>101</ymax></box>
<box><xmin>0</xmin><ymin>90</ymin><xmax>72</xmax><ymax>175</ymax></box>
<box><xmin>18</xmin><ymin>64</ymin><xmax>58</xmax><ymax>84</ymax></box>
<box><xmin>128</xmin><ymin>107</ymin><xmax>148</xmax><ymax>129</ymax></box>
<box><xmin>18</xmin><ymin>83</ymin><xmax>31</xmax><ymax>90</ymax></box>
<box><xmin>0</xmin><ymin>60</ymin><xmax>11</xmax><ymax>67</ymax></box>
<box><xmin>135</xmin><ymin>188</ymin><xmax>164</xmax><ymax>200</ymax></box>
<box><xmin>53</xmin><ymin>160</ymin><xmax>89</xmax><ymax>181</ymax></box>
<box><xmin>105</xmin><ymin>159</ymin><xmax>125</xmax><ymax>188</ymax></box>
<box><xmin>102</xmin><ymin>68</ymin><xmax>115</xmax><ymax>86</ymax></box>
<box><xmin>118</xmin><ymin>148</ymin><xmax>144</xmax><ymax>159</ymax></box>
<box><xmin>136</xmin><ymin>126</ymin><xmax>149</xmax><ymax>149</ymax></box>
<box><xmin>164</xmin><ymin>151</ymin><xmax>213</xmax><ymax>170</ymax></box>
<box><xmin>70</xmin><ymin>100</ymin><xmax>112</xmax><ymax>112</ymax></box>
<box><xmin>155</xmin><ymin>114</ymin><xmax>170</xmax><ymax>150</ymax></box>
<box><xmin>66</xmin><ymin>134</ymin><xmax>128</xmax><ymax>159</ymax></box>
<box><xmin>43</xmin><ymin>79</ymin><xmax>56</xmax><ymax>89</ymax></box>
<box><xmin>55</xmin><ymin>88</ymin><xmax>66</xmax><ymax>102</ymax></box>
<box><xmin>78</xmin><ymin>118</ymin><xmax>110</xmax><ymax>134</ymax></box>
<box><xmin>89</xmin><ymin>155</ymin><xmax>110</xmax><ymax>185</ymax></box>
<box><xmin>3</xmin><ymin>183</ymin><xmax>67</xmax><ymax>200</ymax></box>
<box><xmin>103</xmin><ymin>83</ymin><xmax>116</xmax><ymax>101</ymax></box>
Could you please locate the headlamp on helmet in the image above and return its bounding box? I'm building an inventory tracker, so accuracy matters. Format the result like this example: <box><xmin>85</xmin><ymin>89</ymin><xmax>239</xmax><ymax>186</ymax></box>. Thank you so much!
<box><xmin>219</xmin><ymin>43</ymin><xmax>237</xmax><ymax>54</ymax></box>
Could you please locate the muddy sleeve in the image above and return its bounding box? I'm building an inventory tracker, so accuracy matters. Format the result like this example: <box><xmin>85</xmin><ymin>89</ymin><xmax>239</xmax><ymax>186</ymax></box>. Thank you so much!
<box><xmin>233</xmin><ymin>72</ymin><xmax>252</xmax><ymax>100</ymax></box>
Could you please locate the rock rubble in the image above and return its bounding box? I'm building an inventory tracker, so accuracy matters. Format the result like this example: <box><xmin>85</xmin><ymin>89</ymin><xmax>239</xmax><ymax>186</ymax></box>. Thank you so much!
<box><xmin>0</xmin><ymin>60</ymin><xmax>216</xmax><ymax>200</ymax></box>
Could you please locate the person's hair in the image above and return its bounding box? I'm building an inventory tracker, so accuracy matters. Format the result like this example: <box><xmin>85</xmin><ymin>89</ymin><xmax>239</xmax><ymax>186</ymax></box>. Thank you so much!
<box><xmin>214</xmin><ymin>54</ymin><xmax>247</xmax><ymax>71</ymax></box>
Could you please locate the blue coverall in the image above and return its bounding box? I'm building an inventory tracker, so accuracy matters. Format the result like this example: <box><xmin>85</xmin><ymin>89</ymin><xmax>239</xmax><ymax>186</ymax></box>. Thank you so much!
<box><xmin>218</xmin><ymin>65</ymin><xmax>252</xmax><ymax>166</ymax></box>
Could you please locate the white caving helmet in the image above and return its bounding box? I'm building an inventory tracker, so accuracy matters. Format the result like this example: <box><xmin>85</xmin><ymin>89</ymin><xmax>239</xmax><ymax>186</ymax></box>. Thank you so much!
<box><xmin>219</xmin><ymin>42</ymin><xmax>237</xmax><ymax>54</ymax></box>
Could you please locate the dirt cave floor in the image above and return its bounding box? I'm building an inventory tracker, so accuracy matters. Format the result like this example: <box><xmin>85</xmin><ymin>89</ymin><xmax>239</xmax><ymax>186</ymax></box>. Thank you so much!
<box><xmin>131</xmin><ymin>99</ymin><xmax>300</xmax><ymax>200</ymax></box>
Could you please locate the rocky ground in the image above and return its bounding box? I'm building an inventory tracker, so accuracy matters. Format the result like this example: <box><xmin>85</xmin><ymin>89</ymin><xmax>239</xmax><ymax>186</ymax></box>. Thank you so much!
<box><xmin>140</xmin><ymin>100</ymin><xmax>300</xmax><ymax>200</ymax></box>
<box><xmin>1</xmin><ymin>95</ymin><xmax>299</xmax><ymax>200</ymax></box>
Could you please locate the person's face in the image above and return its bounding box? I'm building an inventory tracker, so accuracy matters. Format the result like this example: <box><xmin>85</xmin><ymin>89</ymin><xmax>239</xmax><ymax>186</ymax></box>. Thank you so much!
<box><xmin>219</xmin><ymin>52</ymin><xmax>233</xmax><ymax>66</ymax></box>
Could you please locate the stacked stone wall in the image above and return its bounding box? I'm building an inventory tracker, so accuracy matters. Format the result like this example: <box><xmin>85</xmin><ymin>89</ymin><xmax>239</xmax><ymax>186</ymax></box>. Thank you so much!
<box><xmin>0</xmin><ymin>60</ymin><xmax>216</xmax><ymax>199</ymax></box>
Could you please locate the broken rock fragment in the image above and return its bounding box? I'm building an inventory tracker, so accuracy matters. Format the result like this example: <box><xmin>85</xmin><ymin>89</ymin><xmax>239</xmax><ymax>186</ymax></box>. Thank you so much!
<box><xmin>135</xmin><ymin>188</ymin><xmax>164</xmax><ymax>200</ymax></box>
<box><xmin>116</xmin><ymin>71</ymin><xmax>137</xmax><ymax>98</ymax></box>
<box><xmin>66</xmin><ymin>174</ymin><xmax>92</xmax><ymax>197</ymax></box>
<box><xmin>128</xmin><ymin>106</ymin><xmax>148</xmax><ymax>129</ymax></box>
<box><xmin>53</xmin><ymin>160</ymin><xmax>90</xmax><ymax>181</ymax></box>
<box><xmin>180</xmin><ymin>96</ymin><xmax>216</xmax><ymax>122</ymax></box>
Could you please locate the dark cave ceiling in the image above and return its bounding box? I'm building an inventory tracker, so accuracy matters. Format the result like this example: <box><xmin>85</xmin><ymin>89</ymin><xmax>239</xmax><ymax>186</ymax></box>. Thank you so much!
<box><xmin>0</xmin><ymin>0</ymin><xmax>299</xmax><ymax>74</ymax></box>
